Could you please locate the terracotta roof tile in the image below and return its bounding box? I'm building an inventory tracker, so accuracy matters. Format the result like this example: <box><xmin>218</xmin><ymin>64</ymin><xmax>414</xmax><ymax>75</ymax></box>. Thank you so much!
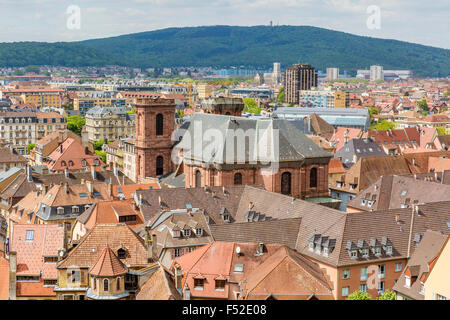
<box><xmin>89</xmin><ymin>246</ymin><xmax>127</xmax><ymax>277</ymax></box>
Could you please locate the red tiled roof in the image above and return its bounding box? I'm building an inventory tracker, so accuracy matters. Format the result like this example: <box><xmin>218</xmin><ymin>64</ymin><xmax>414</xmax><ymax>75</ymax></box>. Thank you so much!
<box><xmin>10</xmin><ymin>224</ymin><xmax>64</xmax><ymax>280</ymax></box>
<box><xmin>89</xmin><ymin>246</ymin><xmax>127</xmax><ymax>277</ymax></box>
<box><xmin>113</xmin><ymin>183</ymin><xmax>160</xmax><ymax>200</ymax></box>
<box><xmin>16</xmin><ymin>280</ymin><xmax>56</xmax><ymax>297</ymax></box>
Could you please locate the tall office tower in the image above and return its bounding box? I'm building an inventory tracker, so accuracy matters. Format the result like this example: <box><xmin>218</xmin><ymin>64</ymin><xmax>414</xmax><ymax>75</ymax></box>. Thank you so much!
<box><xmin>370</xmin><ymin>65</ymin><xmax>384</xmax><ymax>82</ymax></box>
<box><xmin>284</xmin><ymin>63</ymin><xmax>318</xmax><ymax>104</ymax></box>
<box><xmin>326</xmin><ymin>68</ymin><xmax>339</xmax><ymax>81</ymax></box>
<box><xmin>272</xmin><ymin>62</ymin><xmax>281</xmax><ymax>85</ymax></box>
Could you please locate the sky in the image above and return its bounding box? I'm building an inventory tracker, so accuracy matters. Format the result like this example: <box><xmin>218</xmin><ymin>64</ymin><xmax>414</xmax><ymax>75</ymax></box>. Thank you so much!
<box><xmin>0</xmin><ymin>0</ymin><xmax>448</xmax><ymax>49</ymax></box>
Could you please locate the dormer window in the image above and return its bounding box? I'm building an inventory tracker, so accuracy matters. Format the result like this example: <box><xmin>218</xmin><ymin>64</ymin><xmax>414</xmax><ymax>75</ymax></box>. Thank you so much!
<box><xmin>385</xmin><ymin>245</ymin><xmax>393</xmax><ymax>255</ymax></box>
<box><xmin>315</xmin><ymin>244</ymin><xmax>321</xmax><ymax>255</ymax></box>
<box><xmin>81</xmin><ymin>159</ymin><xmax>87</xmax><ymax>167</ymax></box>
<box><xmin>194</xmin><ymin>278</ymin><xmax>204</xmax><ymax>290</ymax></box>
<box><xmin>373</xmin><ymin>246</ymin><xmax>382</xmax><ymax>257</ymax></box>
<box><xmin>350</xmin><ymin>250</ymin><xmax>358</xmax><ymax>259</ymax></box>
<box><xmin>72</xmin><ymin>206</ymin><xmax>79</xmax><ymax>214</ymax></box>
<box><xmin>173</xmin><ymin>230</ymin><xmax>181</xmax><ymax>238</ymax></box>
<box><xmin>195</xmin><ymin>228</ymin><xmax>203</xmax><ymax>237</ymax></box>
<box><xmin>323</xmin><ymin>247</ymin><xmax>329</xmax><ymax>257</ymax></box>
<box><xmin>57</xmin><ymin>207</ymin><xmax>64</xmax><ymax>215</ymax></box>
<box><xmin>117</xmin><ymin>248</ymin><xmax>126</xmax><ymax>259</ymax></box>
<box><xmin>183</xmin><ymin>229</ymin><xmax>191</xmax><ymax>237</ymax></box>
<box><xmin>361</xmin><ymin>248</ymin><xmax>369</xmax><ymax>258</ymax></box>
<box><xmin>361</xmin><ymin>199</ymin><xmax>367</xmax><ymax>206</ymax></box>
<box><xmin>223</xmin><ymin>214</ymin><xmax>230</xmax><ymax>222</ymax></box>
<box><xmin>308</xmin><ymin>242</ymin><xmax>314</xmax><ymax>252</ymax></box>
<box><xmin>405</xmin><ymin>276</ymin><xmax>411</xmax><ymax>288</ymax></box>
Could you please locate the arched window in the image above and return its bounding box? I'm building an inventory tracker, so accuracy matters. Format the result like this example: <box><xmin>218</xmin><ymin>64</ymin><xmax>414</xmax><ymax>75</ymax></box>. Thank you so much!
<box><xmin>310</xmin><ymin>168</ymin><xmax>318</xmax><ymax>188</ymax></box>
<box><xmin>195</xmin><ymin>170</ymin><xmax>202</xmax><ymax>188</ymax></box>
<box><xmin>156</xmin><ymin>114</ymin><xmax>163</xmax><ymax>136</ymax></box>
<box><xmin>234</xmin><ymin>173</ymin><xmax>242</xmax><ymax>185</ymax></box>
<box><xmin>93</xmin><ymin>277</ymin><xmax>97</xmax><ymax>290</ymax></box>
<box><xmin>156</xmin><ymin>156</ymin><xmax>164</xmax><ymax>176</ymax></box>
<box><xmin>103</xmin><ymin>279</ymin><xmax>109</xmax><ymax>292</ymax></box>
<box><xmin>225</xmin><ymin>112</ymin><xmax>231</xmax><ymax>116</ymax></box>
<box><xmin>116</xmin><ymin>277</ymin><xmax>121</xmax><ymax>291</ymax></box>
<box><xmin>281</xmin><ymin>172</ymin><xmax>292</xmax><ymax>195</ymax></box>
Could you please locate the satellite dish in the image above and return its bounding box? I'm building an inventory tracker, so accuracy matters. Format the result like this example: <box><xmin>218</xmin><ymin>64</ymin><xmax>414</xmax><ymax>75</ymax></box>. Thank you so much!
<box><xmin>236</xmin><ymin>246</ymin><xmax>241</xmax><ymax>254</ymax></box>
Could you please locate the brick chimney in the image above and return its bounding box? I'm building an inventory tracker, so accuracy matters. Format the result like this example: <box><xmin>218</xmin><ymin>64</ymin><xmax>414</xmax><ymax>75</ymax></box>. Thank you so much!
<box><xmin>108</xmin><ymin>182</ymin><xmax>113</xmax><ymax>198</ymax></box>
<box><xmin>9</xmin><ymin>251</ymin><xmax>17</xmax><ymax>300</ymax></box>
<box><xmin>86</xmin><ymin>180</ymin><xmax>93</xmax><ymax>196</ymax></box>
<box><xmin>174</xmin><ymin>264</ymin><xmax>183</xmax><ymax>290</ymax></box>
<box><xmin>91</xmin><ymin>166</ymin><xmax>97</xmax><ymax>181</ymax></box>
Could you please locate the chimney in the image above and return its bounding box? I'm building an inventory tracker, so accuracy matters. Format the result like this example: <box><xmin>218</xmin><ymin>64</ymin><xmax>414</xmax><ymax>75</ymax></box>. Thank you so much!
<box><xmin>151</xmin><ymin>234</ymin><xmax>157</xmax><ymax>261</ymax></box>
<box><xmin>158</xmin><ymin>196</ymin><xmax>162</xmax><ymax>207</ymax></box>
<box><xmin>145</xmin><ymin>226</ymin><xmax>155</xmax><ymax>262</ymax></box>
<box><xmin>183</xmin><ymin>283</ymin><xmax>191</xmax><ymax>300</ymax></box>
<box><xmin>248</xmin><ymin>202</ymin><xmax>254</xmax><ymax>210</ymax></box>
<box><xmin>113</xmin><ymin>163</ymin><xmax>118</xmax><ymax>177</ymax></box>
<box><xmin>108</xmin><ymin>182</ymin><xmax>113</xmax><ymax>198</ymax></box>
<box><xmin>174</xmin><ymin>264</ymin><xmax>183</xmax><ymax>290</ymax></box>
<box><xmin>395</xmin><ymin>214</ymin><xmax>400</xmax><ymax>224</ymax></box>
<box><xmin>259</xmin><ymin>242</ymin><xmax>264</xmax><ymax>255</ymax></box>
<box><xmin>86</xmin><ymin>180</ymin><xmax>93</xmax><ymax>196</ymax></box>
<box><xmin>9</xmin><ymin>251</ymin><xmax>17</xmax><ymax>300</ymax></box>
<box><xmin>139</xmin><ymin>194</ymin><xmax>143</xmax><ymax>206</ymax></box>
<box><xmin>43</xmin><ymin>184</ymin><xmax>49</xmax><ymax>195</ymax></box>
<box><xmin>64</xmin><ymin>182</ymin><xmax>69</xmax><ymax>195</ymax></box>
<box><xmin>64</xmin><ymin>168</ymin><xmax>69</xmax><ymax>179</ymax></box>
<box><xmin>26</xmin><ymin>165</ymin><xmax>33</xmax><ymax>182</ymax></box>
<box><xmin>91</xmin><ymin>166</ymin><xmax>97</xmax><ymax>181</ymax></box>
<box><xmin>80</xmin><ymin>178</ymin><xmax>85</xmax><ymax>185</ymax></box>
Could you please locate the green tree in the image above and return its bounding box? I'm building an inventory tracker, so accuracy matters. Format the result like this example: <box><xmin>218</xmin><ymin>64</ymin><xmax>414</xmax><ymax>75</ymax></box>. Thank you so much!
<box><xmin>277</xmin><ymin>87</ymin><xmax>285</xmax><ymax>103</ymax></box>
<box><xmin>370</xmin><ymin>120</ymin><xmax>396</xmax><ymax>131</ymax></box>
<box><xmin>377</xmin><ymin>290</ymin><xmax>396</xmax><ymax>300</ymax></box>
<box><xmin>346</xmin><ymin>290</ymin><xmax>372</xmax><ymax>300</ymax></box>
<box><xmin>93</xmin><ymin>140</ymin><xmax>105</xmax><ymax>151</ymax></box>
<box><xmin>95</xmin><ymin>151</ymin><xmax>107</xmax><ymax>163</ymax></box>
<box><xmin>418</xmin><ymin>99</ymin><xmax>429</xmax><ymax>112</ymax></box>
<box><xmin>437</xmin><ymin>127</ymin><xmax>447</xmax><ymax>136</ymax></box>
<box><xmin>67</xmin><ymin>115</ymin><xmax>85</xmax><ymax>135</ymax></box>
<box><xmin>126</xmin><ymin>108</ymin><xmax>135</xmax><ymax>115</ymax></box>
<box><xmin>404</xmin><ymin>91</ymin><xmax>410</xmax><ymax>96</ymax></box>
<box><xmin>444</xmin><ymin>91</ymin><xmax>450</xmax><ymax>98</ymax></box>
<box><xmin>176</xmin><ymin>109</ymin><xmax>184</xmax><ymax>118</ymax></box>
<box><xmin>26</xmin><ymin>143</ymin><xmax>36</xmax><ymax>155</ymax></box>
<box><xmin>243</xmin><ymin>98</ymin><xmax>261</xmax><ymax>115</ymax></box>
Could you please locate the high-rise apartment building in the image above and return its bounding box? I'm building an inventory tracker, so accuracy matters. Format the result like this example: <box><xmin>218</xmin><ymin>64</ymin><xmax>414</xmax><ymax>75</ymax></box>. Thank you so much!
<box><xmin>326</xmin><ymin>68</ymin><xmax>339</xmax><ymax>81</ymax></box>
<box><xmin>370</xmin><ymin>65</ymin><xmax>384</xmax><ymax>81</ymax></box>
<box><xmin>284</xmin><ymin>63</ymin><xmax>318</xmax><ymax>104</ymax></box>
<box><xmin>272</xmin><ymin>62</ymin><xmax>282</xmax><ymax>85</ymax></box>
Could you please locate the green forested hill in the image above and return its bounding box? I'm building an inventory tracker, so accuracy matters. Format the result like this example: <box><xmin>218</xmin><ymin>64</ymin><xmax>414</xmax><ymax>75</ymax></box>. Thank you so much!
<box><xmin>0</xmin><ymin>25</ymin><xmax>448</xmax><ymax>77</ymax></box>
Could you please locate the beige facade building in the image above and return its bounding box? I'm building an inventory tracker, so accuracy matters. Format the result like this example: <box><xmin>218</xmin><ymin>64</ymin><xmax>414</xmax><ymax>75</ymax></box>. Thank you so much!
<box><xmin>424</xmin><ymin>236</ymin><xmax>450</xmax><ymax>300</ymax></box>
<box><xmin>85</xmin><ymin>106</ymin><xmax>135</xmax><ymax>143</ymax></box>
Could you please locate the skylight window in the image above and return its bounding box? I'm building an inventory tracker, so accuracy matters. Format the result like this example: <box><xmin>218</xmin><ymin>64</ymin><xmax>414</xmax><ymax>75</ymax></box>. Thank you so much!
<box><xmin>79</xmin><ymin>193</ymin><xmax>87</xmax><ymax>198</ymax></box>
<box><xmin>93</xmin><ymin>192</ymin><xmax>101</xmax><ymax>197</ymax></box>
<box><xmin>234</xmin><ymin>264</ymin><xmax>244</xmax><ymax>273</ymax></box>
<box><xmin>401</xmin><ymin>190</ymin><xmax>407</xmax><ymax>197</ymax></box>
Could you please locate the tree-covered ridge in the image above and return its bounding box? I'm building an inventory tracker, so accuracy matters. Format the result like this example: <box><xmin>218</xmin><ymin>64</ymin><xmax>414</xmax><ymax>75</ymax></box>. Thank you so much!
<box><xmin>0</xmin><ymin>26</ymin><xmax>448</xmax><ymax>77</ymax></box>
